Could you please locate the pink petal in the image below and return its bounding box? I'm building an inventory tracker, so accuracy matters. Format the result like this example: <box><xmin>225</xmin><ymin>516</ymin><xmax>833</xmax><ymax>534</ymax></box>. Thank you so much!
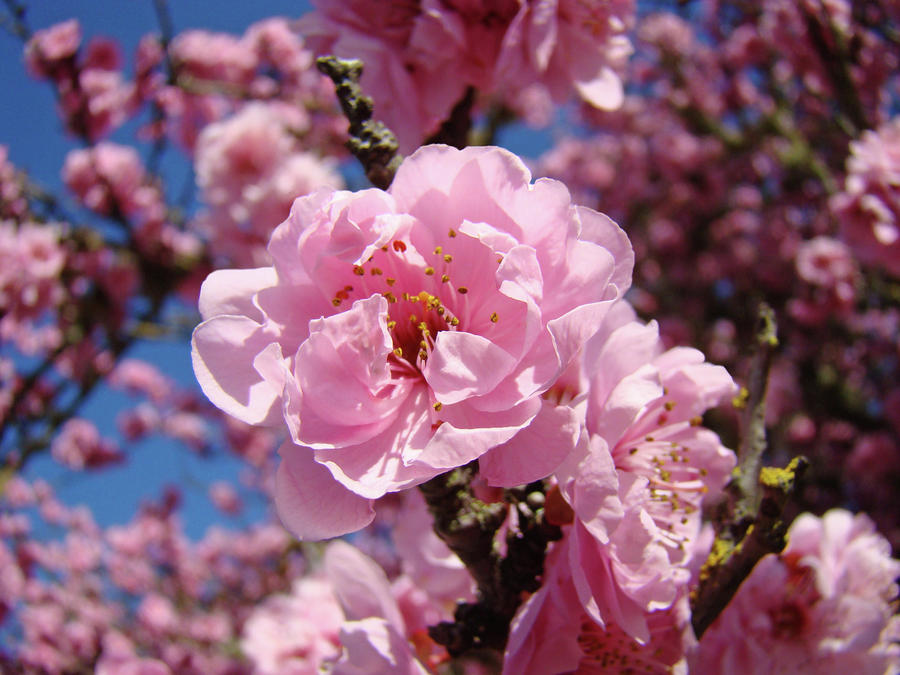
<box><xmin>575</xmin><ymin>65</ymin><xmax>625</xmax><ymax>110</ymax></box>
<box><xmin>480</xmin><ymin>400</ymin><xmax>580</xmax><ymax>487</ymax></box>
<box><xmin>275</xmin><ymin>442</ymin><xmax>375</xmax><ymax>540</ymax></box>
<box><xmin>324</xmin><ymin>541</ymin><xmax>405</xmax><ymax>631</ymax></box>
<box><xmin>191</xmin><ymin>316</ymin><xmax>281</xmax><ymax>425</ymax></box>
<box><xmin>570</xmin><ymin>521</ymin><xmax>651</xmax><ymax>644</ymax></box>
<box><xmin>197</xmin><ymin>267</ymin><xmax>277</xmax><ymax>321</ymax></box>
<box><xmin>412</xmin><ymin>397</ymin><xmax>541</xmax><ymax>469</ymax></box>
<box><xmin>576</xmin><ymin>206</ymin><xmax>634</xmax><ymax>296</ymax></box>
<box><xmin>333</xmin><ymin>618</ymin><xmax>429</xmax><ymax>675</ymax></box>
<box><xmin>424</xmin><ymin>331</ymin><xmax>517</xmax><ymax>404</ymax></box>
<box><xmin>313</xmin><ymin>384</ymin><xmax>438</xmax><ymax>498</ymax></box>
<box><xmin>526</xmin><ymin>0</ymin><xmax>558</xmax><ymax>72</ymax></box>
<box><xmin>556</xmin><ymin>435</ymin><xmax>623</xmax><ymax>544</ymax></box>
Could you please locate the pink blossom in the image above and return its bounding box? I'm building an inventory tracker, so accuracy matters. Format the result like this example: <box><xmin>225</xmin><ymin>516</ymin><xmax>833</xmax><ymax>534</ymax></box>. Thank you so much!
<box><xmin>193</xmin><ymin>144</ymin><xmax>632</xmax><ymax>539</ymax></box>
<box><xmin>160</xmin><ymin>411</ymin><xmax>208</xmax><ymax>451</ymax></box>
<box><xmin>63</xmin><ymin>143</ymin><xmax>159</xmax><ymax>217</ymax></box>
<box><xmin>241</xmin><ymin>576</ymin><xmax>344</xmax><ymax>675</ymax></box>
<box><xmin>108</xmin><ymin>359</ymin><xmax>172</xmax><ymax>403</ymax></box>
<box><xmin>323</xmin><ymin>541</ymin><xmax>432</xmax><ymax>674</ymax></box>
<box><xmin>831</xmin><ymin>117</ymin><xmax>900</xmax><ymax>276</ymax></box>
<box><xmin>24</xmin><ymin>19</ymin><xmax>81</xmax><ymax>79</ymax></box>
<box><xmin>0</xmin><ymin>146</ymin><xmax>27</xmax><ymax>219</ymax></box>
<box><xmin>169</xmin><ymin>30</ymin><xmax>257</xmax><ymax>87</ymax></box>
<box><xmin>789</xmin><ymin>235</ymin><xmax>860</xmax><ymax>324</ymax></box>
<box><xmin>73</xmin><ymin>67</ymin><xmax>136</xmax><ymax>140</ymax></box>
<box><xmin>551</xmin><ymin>301</ymin><xmax>736</xmax><ymax>642</ymax></box>
<box><xmin>208</xmin><ymin>482</ymin><xmax>243</xmax><ymax>516</ymax></box>
<box><xmin>694</xmin><ymin>509</ymin><xmax>900</xmax><ymax>674</ymax></box>
<box><xmin>496</xmin><ymin>0</ymin><xmax>635</xmax><ymax>110</ymax></box>
<box><xmin>0</xmin><ymin>221</ymin><xmax>66</xmax><ymax>353</ymax></box>
<box><xmin>193</xmin><ymin>102</ymin><xmax>342</xmax><ymax>266</ymax></box>
<box><xmin>50</xmin><ymin>418</ymin><xmax>123</xmax><ymax>471</ymax></box>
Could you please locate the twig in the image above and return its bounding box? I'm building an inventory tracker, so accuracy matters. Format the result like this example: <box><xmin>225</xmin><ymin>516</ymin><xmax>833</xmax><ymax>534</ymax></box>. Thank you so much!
<box><xmin>315</xmin><ymin>56</ymin><xmax>402</xmax><ymax>190</ymax></box>
<box><xmin>426</xmin><ymin>86</ymin><xmax>475</xmax><ymax>149</ymax></box>
<box><xmin>729</xmin><ymin>303</ymin><xmax>779</xmax><ymax>521</ymax></box>
<box><xmin>690</xmin><ymin>303</ymin><xmax>808</xmax><ymax>638</ymax></box>
<box><xmin>419</xmin><ymin>468</ymin><xmax>561</xmax><ymax>656</ymax></box>
<box><xmin>800</xmin><ymin>1</ymin><xmax>870</xmax><ymax>134</ymax></box>
<box><xmin>0</xmin><ymin>0</ymin><xmax>30</xmax><ymax>40</ymax></box>
<box><xmin>691</xmin><ymin>456</ymin><xmax>807</xmax><ymax>637</ymax></box>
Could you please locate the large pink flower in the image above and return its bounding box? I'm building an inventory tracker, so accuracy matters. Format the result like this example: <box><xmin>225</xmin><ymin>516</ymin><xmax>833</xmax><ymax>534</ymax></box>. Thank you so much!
<box><xmin>192</xmin><ymin>144</ymin><xmax>632</xmax><ymax>539</ymax></box>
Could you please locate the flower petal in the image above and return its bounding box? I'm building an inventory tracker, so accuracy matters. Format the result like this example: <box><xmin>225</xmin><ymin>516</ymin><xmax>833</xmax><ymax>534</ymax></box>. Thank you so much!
<box><xmin>424</xmin><ymin>331</ymin><xmax>517</xmax><ymax>404</ymax></box>
<box><xmin>480</xmin><ymin>400</ymin><xmax>581</xmax><ymax>487</ymax></box>
<box><xmin>191</xmin><ymin>315</ymin><xmax>281</xmax><ymax>425</ymax></box>
<box><xmin>275</xmin><ymin>442</ymin><xmax>375</xmax><ymax>540</ymax></box>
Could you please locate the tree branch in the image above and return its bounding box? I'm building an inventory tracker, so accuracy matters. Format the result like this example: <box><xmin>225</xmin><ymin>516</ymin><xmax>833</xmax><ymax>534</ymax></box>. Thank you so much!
<box><xmin>315</xmin><ymin>56</ymin><xmax>402</xmax><ymax>190</ymax></box>
<box><xmin>690</xmin><ymin>303</ymin><xmax>808</xmax><ymax>638</ymax></box>
<box><xmin>419</xmin><ymin>468</ymin><xmax>562</xmax><ymax>656</ymax></box>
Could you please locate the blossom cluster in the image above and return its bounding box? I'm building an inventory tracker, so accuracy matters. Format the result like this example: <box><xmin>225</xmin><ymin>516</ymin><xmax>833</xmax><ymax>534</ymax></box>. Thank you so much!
<box><xmin>300</xmin><ymin>0</ymin><xmax>635</xmax><ymax>151</ymax></box>
<box><xmin>2</xmin><ymin>1</ymin><xmax>900</xmax><ymax>674</ymax></box>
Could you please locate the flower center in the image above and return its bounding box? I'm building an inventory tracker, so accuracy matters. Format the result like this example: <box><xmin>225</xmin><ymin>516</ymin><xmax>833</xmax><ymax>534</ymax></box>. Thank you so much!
<box><xmin>328</xmin><ymin>230</ymin><xmax>488</xmax><ymax>376</ymax></box>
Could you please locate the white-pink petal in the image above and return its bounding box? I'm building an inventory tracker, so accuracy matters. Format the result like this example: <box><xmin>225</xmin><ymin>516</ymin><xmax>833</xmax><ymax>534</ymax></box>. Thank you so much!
<box><xmin>275</xmin><ymin>443</ymin><xmax>375</xmax><ymax>540</ymax></box>
<box><xmin>191</xmin><ymin>316</ymin><xmax>282</xmax><ymax>426</ymax></box>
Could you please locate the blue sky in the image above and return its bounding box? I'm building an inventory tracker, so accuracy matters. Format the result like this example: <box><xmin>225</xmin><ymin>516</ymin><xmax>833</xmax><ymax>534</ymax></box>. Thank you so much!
<box><xmin>1</xmin><ymin>1</ymin><xmax>312</xmax><ymax>538</ymax></box>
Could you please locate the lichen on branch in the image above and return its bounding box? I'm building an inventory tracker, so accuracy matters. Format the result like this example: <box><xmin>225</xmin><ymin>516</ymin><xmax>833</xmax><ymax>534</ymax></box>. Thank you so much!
<box><xmin>690</xmin><ymin>303</ymin><xmax>808</xmax><ymax>638</ymax></box>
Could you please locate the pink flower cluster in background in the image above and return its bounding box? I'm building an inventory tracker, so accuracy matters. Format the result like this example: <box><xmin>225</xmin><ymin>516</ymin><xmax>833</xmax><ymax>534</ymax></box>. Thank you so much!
<box><xmin>300</xmin><ymin>0</ymin><xmax>635</xmax><ymax>151</ymax></box>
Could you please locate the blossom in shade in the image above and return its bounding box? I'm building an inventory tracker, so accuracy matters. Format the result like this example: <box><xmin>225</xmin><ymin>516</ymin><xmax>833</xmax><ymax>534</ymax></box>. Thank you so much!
<box><xmin>831</xmin><ymin>117</ymin><xmax>900</xmax><ymax>276</ymax></box>
<box><xmin>693</xmin><ymin>509</ymin><xmax>900</xmax><ymax>674</ymax></box>
<box><xmin>299</xmin><ymin>1</ymin><xmax>634</xmax><ymax>152</ymax></box>
<box><xmin>192</xmin><ymin>144</ymin><xmax>632</xmax><ymax>539</ymax></box>
<box><xmin>788</xmin><ymin>236</ymin><xmax>859</xmax><ymax>325</ymax></box>
<box><xmin>503</xmin><ymin>531</ymin><xmax>695</xmax><ymax>674</ymax></box>
<box><xmin>299</xmin><ymin>0</ymin><xmax>466</xmax><ymax>154</ymax></box>
<box><xmin>24</xmin><ymin>19</ymin><xmax>81</xmax><ymax>78</ymax></box>
<box><xmin>322</xmin><ymin>540</ymin><xmax>431</xmax><ymax>674</ymax></box>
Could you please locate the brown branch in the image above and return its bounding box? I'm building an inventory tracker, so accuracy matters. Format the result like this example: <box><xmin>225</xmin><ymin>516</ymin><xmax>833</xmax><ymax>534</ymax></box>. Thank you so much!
<box><xmin>316</xmin><ymin>56</ymin><xmax>402</xmax><ymax>190</ymax></box>
<box><xmin>690</xmin><ymin>303</ymin><xmax>808</xmax><ymax>638</ymax></box>
<box><xmin>419</xmin><ymin>469</ymin><xmax>561</xmax><ymax>656</ymax></box>
<box><xmin>425</xmin><ymin>86</ymin><xmax>475</xmax><ymax>149</ymax></box>
<box><xmin>691</xmin><ymin>456</ymin><xmax>807</xmax><ymax>638</ymax></box>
